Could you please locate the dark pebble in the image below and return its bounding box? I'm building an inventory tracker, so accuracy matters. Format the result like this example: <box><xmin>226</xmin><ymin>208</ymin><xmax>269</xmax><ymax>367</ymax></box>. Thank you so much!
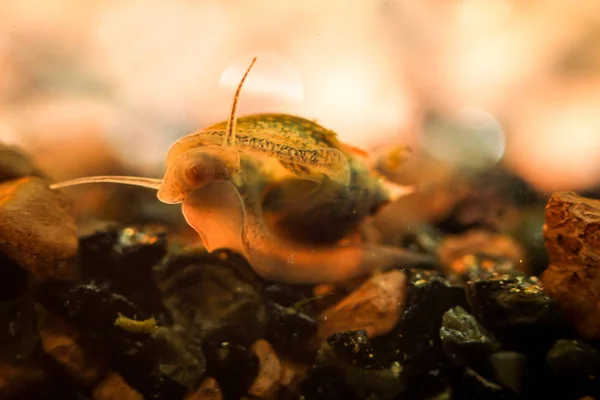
<box><xmin>154</xmin><ymin>247</ymin><xmax>266</xmax><ymax>347</ymax></box>
<box><xmin>0</xmin><ymin>252</ymin><xmax>30</xmax><ymax>301</ymax></box>
<box><xmin>298</xmin><ymin>365</ymin><xmax>359</xmax><ymax>400</ymax></box>
<box><xmin>459</xmin><ymin>368</ymin><xmax>521</xmax><ymax>400</ymax></box>
<box><xmin>546</xmin><ymin>339</ymin><xmax>600</xmax><ymax>398</ymax></box>
<box><xmin>0</xmin><ymin>296</ymin><xmax>38</xmax><ymax>363</ymax></box>
<box><xmin>466</xmin><ymin>273</ymin><xmax>572</xmax><ymax>350</ymax></box>
<box><xmin>490</xmin><ymin>351</ymin><xmax>527</xmax><ymax>394</ymax></box>
<box><xmin>372</xmin><ymin>269</ymin><xmax>469</xmax><ymax>398</ymax></box>
<box><xmin>299</xmin><ymin>330</ymin><xmax>404</xmax><ymax>400</ymax></box>
<box><xmin>78</xmin><ymin>224</ymin><xmax>171</xmax><ymax>321</ymax></box>
<box><xmin>35</xmin><ymin>281</ymin><xmax>187</xmax><ymax>400</ymax></box>
<box><xmin>326</xmin><ymin>330</ymin><xmax>382</xmax><ymax>369</ymax></box>
<box><xmin>202</xmin><ymin>341</ymin><xmax>259</xmax><ymax>400</ymax></box>
<box><xmin>265</xmin><ymin>301</ymin><xmax>318</xmax><ymax>363</ymax></box>
<box><xmin>263</xmin><ymin>282</ymin><xmax>319</xmax><ymax>362</ymax></box>
<box><xmin>440</xmin><ymin>306</ymin><xmax>501</xmax><ymax>370</ymax></box>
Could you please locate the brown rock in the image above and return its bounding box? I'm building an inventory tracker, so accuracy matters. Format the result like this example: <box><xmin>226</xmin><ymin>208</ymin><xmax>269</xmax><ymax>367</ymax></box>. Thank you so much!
<box><xmin>279</xmin><ymin>359</ymin><xmax>309</xmax><ymax>394</ymax></box>
<box><xmin>247</xmin><ymin>339</ymin><xmax>282</xmax><ymax>399</ymax></box>
<box><xmin>542</xmin><ymin>191</ymin><xmax>600</xmax><ymax>340</ymax></box>
<box><xmin>0</xmin><ymin>361</ymin><xmax>49</xmax><ymax>398</ymax></box>
<box><xmin>0</xmin><ymin>177</ymin><xmax>79</xmax><ymax>280</ymax></box>
<box><xmin>93</xmin><ymin>372</ymin><xmax>143</xmax><ymax>400</ymax></box>
<box><xmin>37</xmin><ymin>306</ymin><xmax>104</xmax><ymax>385</ymax></box>
<box><xmin>317</xmin><ymin>270</ymin><xmax>407</xmax><ymax>341</ymax></box>
<box><xmin>184</xmin><ymin>377</ymin><xmax>223</xmax><ymax>400</ymax></box>
<box><xmin>438</xmin><ymin>229</ymin><xmax>526</xmax><ymax>275</ymax></box>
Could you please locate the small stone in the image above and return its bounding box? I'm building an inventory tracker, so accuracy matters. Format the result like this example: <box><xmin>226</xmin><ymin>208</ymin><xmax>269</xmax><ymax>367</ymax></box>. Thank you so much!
<box><xmin>467</xmin><ymin>273</ymin><xmax>569</xmax><ymax>347</ymax></box>
<box><xmin>0</xmin><ymin>296</ymin><xmax>38</xmax><ymax>363</ymax></box>
<box><xmin>263</xmin><ymin>282</ymin><xmax>319</xmax><ymax>362</ymax></box>
<box><xmin>0</xmin><ymin>361</ymin><xmax>49</xmax><ymax>398</ymax></box>
<box><xmin>438</xmin><ymin>230</ymin><xmax>526</xmax><ymax>275</ymax></box>
<box><xmin>297</xmin><ymin>365</ymin><xmax>356</xmax><ymax>400</ymax></box>
<box><xmin>317</xmin><ymin>270</ymin><xmax>407</xmax><ymax>341</ymax></box>
<box><xmin>247</xmin><ymin>339</ymin><xmax>282</xmax><ymax>399</ymax></box>
<box><xmin>490</xmin><ymin>351</ymin><xmax>527</xmax><ymax>394</ymax></box>
<box><xmin>152</xmin><ymin>325</ymin><xmax>207</xmax><ymax>390</ymax></box>
<box><xmin>155</xmin><ymin>247</ymin><xmax>266</xmax><ymax>346</ymax></box>
<box><xmin>547</xmin><ymin>339</ymin><xmax>600</xmax><ymax>385</ymax></box>
<box><xmin>79</xmin><ymin>224</ymin><xmax>171</xmax><ymax>321</ymax></box>
<box><xmin>372</xmin><ymin>269</ymin><xmax>469</xmax><ymax>398</ymax></box>
<box><xmin>440</xmin><ymin>306</ymin><xmax>501</xmax><ymax>369</ymax></box>
<box><xmin>0</xmin><ymin>144</ymin><xmax>46</xmax><ymax>183</ymax></box>
<box><xmin>184</xmin><ymin>377</ymin><xmax>223</xmax><ymax>400</ymax></box>
<box><xmin>202</xmin><ymin>341</ymin><xmax>259</xmax><ymax>400</ymax></box>
<box><xmin>326</xmin><ymin>330</ymin><xmax>382</xmax><ymax>369</ymax></box>
<box><xmin>37</xmin><ymin>306</ymin><xmax>104</xmax><ymax>385</ymax></box>
<box><xmin>0</xmin><ymin>177</ymin><xmax>79</xmax><ymax>280</ymax></box>
<box><xmin>35</xmin><ymin>281</ymin><xmax>187</xmax><ymax>399</ymax></box>
<box><xmin>453</xmin><ymin>254</ymin><xmax>523</xmax><ymax>283</ymax></box>
<box><xmin>542</xmin><ymin>191</ymin><xmax>600</xmax><ymax>340</ymax></box>
<box><xmin>93</xmin><ymin>372</ymin><xmax>143</xmax><ymax>400</ymax></box>
<box><xmin>299</xmin><ymin>330</ymin><xmax>404</xmax><ymax>400</ymax></box>
<box><xmin>279</xmin><ymin>359</ymin><xmax>310</xmax><ymax>396</ymax></box>
<box><xmin>265</xmin><ymin>301</ymin><xmax>318</xmax><ymax>362</ymax></box>
<box><xmin>460</xmin><ymin>368</ymin><xmax>520</xmax><ymax>400</ymax></box>
<box><xmin>0</xmin><ymin>252</ymin><xmax>29</xmax><ymax>301</ymax></box>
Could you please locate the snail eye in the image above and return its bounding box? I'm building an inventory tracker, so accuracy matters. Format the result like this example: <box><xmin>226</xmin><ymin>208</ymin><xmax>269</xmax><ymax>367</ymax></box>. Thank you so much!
<box><xmin>183</xmin><ymin>156</ymin><xmax>216</xmax><ymax>189</ymax></box>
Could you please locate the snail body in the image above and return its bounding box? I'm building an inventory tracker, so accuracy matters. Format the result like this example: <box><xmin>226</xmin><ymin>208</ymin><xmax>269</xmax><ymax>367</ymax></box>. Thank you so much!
<box><xmin>50</xmin><ymin>57</ymin><xmax>432</xmax><ymax>284</ymax></box>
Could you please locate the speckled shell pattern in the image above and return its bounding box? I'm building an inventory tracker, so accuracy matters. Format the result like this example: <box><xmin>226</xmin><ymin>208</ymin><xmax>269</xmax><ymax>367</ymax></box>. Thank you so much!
<box><xmin>178</xmin><ymin>113</ymin><xmax>391</xmax><ymax>244</ymax></box>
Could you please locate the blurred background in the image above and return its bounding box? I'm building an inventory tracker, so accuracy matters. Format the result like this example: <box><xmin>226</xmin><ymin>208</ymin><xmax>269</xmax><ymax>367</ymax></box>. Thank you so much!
<box><xmin>1</xmin><ymin>0</ymin><xmax>599</xmax><ymax>219</ymax></box>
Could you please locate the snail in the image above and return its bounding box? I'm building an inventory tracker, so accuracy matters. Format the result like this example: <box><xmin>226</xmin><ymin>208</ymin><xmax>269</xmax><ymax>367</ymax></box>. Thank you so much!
<box><xmin>50</xmin><ymin>57</ymin><xmax>434</xmax><ymax>284</ymax></box>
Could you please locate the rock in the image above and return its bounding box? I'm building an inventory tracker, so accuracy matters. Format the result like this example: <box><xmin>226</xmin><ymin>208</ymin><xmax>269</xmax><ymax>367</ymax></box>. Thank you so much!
<box><xmin>0</xmin><ymin>177</ymin><xmax>79</xmax><ymax>280</ymax></box>
<box><xmin>79</xmin><ymin>224</ymin><xmax>170</xmax><ymax>321</ymax></box>
<box><xmin>439</xmin><ymin>306</ymin><xmax>501</xmax><ymax>369</ymax></box>
<box><xmin>451</xmin><ymin>253</ymin><xmax>523</xmax><ymax>283</ymax></box>
<box><xmin>0</xmin><ymin>360</ymin><xmax>50</xmax><ymax>398</ymax></box>
<box><xmin>438</xmin><ymin>230</ymin><xmax>526</xmax><ymax>275</ymax></box>
<box><xmin>0</xmin><ymin>144</ymin><xmax>46</xmax><ymax>182</ymax></box>
<box><xmin>35</xmin><ymin>281</ymin><xmax>187</xmax><ymax>399</ymax></box>
<box><xmin>92</xmin><ymin>372</ymin><xmax>143</xmax><ymax>400</ymax></box>
<box><xmin>0</xmin><ymin>295</ymin><xmax>38</xmax><ymax>363</ymax></box>
<box><xmin>152</xmin><ymin>325</ymin><xmax>206</xmax><ymax>391</ymax></box>
<box><xmin>184</xmin><ymin>377</ymin><xmax>223</xmax><ymax>400</ymax></box>
<box><xmin>542</xmin><ymin>191</ymin><xmax>600</xmax><ymax>340</ymax></box>
<box><xmin>547</xmin><ymin>339</ymin><xmax>600</xmax><ymax>398</ymax></box>
<box><xmin>490</xmin><ymin>351</ymin><xmax>527</xmax><ymax>394</ymax></box>
<box><xmin>265</xmin><ymin>301</ymin><xmax>318</xmax><ymax>363</ymax></box>
<box><xmin>297</xmin><ymin>365</ymin><xmax>358</xmax><ymax>400</ymax></box>
<box><xmin>317</xmin><ymin>270</ymin><xmax>407</xmax><ymax>341</ymax></box>
<box><xmin>372</xmin><ymin>269</ymin><xmax>469</xmax><ymax>398</ymax></box>
<box><xmin>202</xmin><ymin>341</ymin><xmax>259</xmax><ymax>400</ymax></box>
<box><xmin>37</xmin><ymin>306</ymin><xmax>104</xmax><ymax>385</ymax></box>
<box><xmin>298</xmin><ymin>330</ymin><xmax>405</xmax><ymax>400</ymax></box>
<box><xmin>279</xmin><ymin>359</ymin><xmax>310</xmax><ymax>398</ymax></box>
<box><xmin>466</xmin><ymin>273</ymin><xmax>570</xmax><ymax>349</ymax></box>
<box><xmin>247</xmin><ymin>339</ymin><xmax>282</xmax><ymax>399</ymax></box>
<box><xmin>0</xmin><ymin>252</ymin><xmax>30</xmax><ymax>301</ymax></box>
<box><xmin>155</xmin><ymin>247</ymin><xmax>266</xmax><ymax>346</ymax></box>
<box><xmin>264</xmin><ymin>281</ymin><xmax>321</xmax><ymax>362</ymax></box>
<box><xmin>460</xmin><ymin>368</ymin><xmax>521</xmax><ymax>400</ymax></box>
